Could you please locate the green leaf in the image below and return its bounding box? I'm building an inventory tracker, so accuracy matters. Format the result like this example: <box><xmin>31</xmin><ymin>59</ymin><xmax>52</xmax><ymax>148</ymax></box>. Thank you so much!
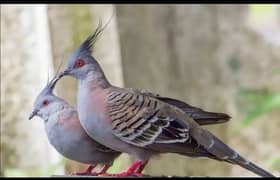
<box><xmin>241</xmin><ymin>93</ymin><xmax>280</xmax><ymax>127</ymax></box>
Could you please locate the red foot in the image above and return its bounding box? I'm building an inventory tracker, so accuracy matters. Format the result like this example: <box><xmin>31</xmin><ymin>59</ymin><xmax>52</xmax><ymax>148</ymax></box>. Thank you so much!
<box><xmin>106</xmin><ymin>160</ymin><xmax>148</xmax><ymax>177</ymax></box>
<box><xmin>136</xmin><ymin>160</ymin><xmax>148</xmax><ymax>173</ymax></box>
<box><xmin>93</xmin><ymin>164</ymin><xmax>112</xmax><ymax>176</ymax></box>
<box><xmin>70</xmin><ymin>165</ymin><xmax>97</xmax><ymax>176</ymax></box>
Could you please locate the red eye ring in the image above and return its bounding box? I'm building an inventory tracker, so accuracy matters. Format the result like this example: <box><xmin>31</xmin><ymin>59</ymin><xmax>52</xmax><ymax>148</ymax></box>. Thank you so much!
<box><xmin>74</xmin><ymin>59</ymin><xmax>85</xmax><ymax>68</ymax></box>
<box><xmin>42</xmin><ymin>100</ymin><xmax>49</xmax><ymax>106</ymax></box>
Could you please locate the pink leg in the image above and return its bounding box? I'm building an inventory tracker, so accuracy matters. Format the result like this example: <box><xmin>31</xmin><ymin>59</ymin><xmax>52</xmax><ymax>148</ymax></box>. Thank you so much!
<box><xmin>71</xmin><ymin>165</ymin><xmax>96</xmax><ymax>176</ymax></box>
<box><xmin>111</xmin><ymin>160</ymin><xmax>146</xmax><ymax>177</ymax></box>
<box><xmin>136</xmin><ymin>160</ymin><xmax>148</xmax><ymax>173</ymax></box>
<box><xmin>98</xmin><ymin>164</ymin><xmax>111</xmax><ymax>174</ymax></box>
<box><xmin>94</xmin><ymin>164</ymin><xmax>111</xmax><ymax>176</ymax></box>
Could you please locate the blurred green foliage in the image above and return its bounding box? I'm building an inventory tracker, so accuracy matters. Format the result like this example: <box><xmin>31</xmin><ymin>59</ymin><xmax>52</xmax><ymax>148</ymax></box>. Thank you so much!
<box><xmin>236</xmin><ymin>90</ymin><xmax>280</xmax><ymax>127</ymax></box>
<box><xmin>273</xmin><ymin>68</ymin><xmax>280</xmax><ymax>74</ymax></box>
<box><xmin>267</xmin><ymin>156</ymin><xmax>280</xmax><ymax>171</ymax></box>
<box><xmin>3</xmin><ymin>157</ymin><xmax>124</xmax><ymax>177</ymax></box>
<box><xmin>235</xmin><ymin>67</ymin><xmax>280</xmax><ymax>171</ymax></box>
<box><xmin>235</xmin><ymin>66</ymin><xmax>280</xmax><ymax>128</ymax></box>
<box><xmin>4</xmin><ymin>159</ymin><xmax>64</xmax><ymax>177</ymax></box>
<box><xmin>249</xmin><ymin>4</ymin><xmax>277</xmax><ymax>22</ymax></box>
<box><xmin>107</xmin><ymin>159</ymin><xmax>123</xmax><ymax>174</ymax></box>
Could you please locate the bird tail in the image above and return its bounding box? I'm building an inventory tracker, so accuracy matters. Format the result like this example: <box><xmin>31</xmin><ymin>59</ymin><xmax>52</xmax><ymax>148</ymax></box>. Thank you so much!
<box><xmin>191</xmin><ymin>128</ymin><xmax>275</xmax><ymax>177</ymax></box>
<box><xmin>226</xmin><ymin>156</ymin><xmax>275</xmax><ymax>177</ymax></box>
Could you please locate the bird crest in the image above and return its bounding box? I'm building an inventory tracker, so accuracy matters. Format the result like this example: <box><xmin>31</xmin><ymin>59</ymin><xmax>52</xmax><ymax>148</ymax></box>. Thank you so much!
<box><xmin>44</xmin><ymin>60</ymin><xmax>64</xmax><ymax>94</ymax></box>
<box><xmin>78</xmin><ymin>16</ymin><xmax>113</xmax><ymax>56</ymax></box>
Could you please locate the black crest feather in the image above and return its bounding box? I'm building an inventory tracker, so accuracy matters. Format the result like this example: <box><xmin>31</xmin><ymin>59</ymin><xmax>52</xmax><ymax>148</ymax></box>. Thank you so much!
<box><xmin>80</xmin><ymin>16</ymin><xmax>113</xmax><ymax>54</ymax></box>
<box><xmin>46</xmin><ymin>59</ymin><xmax>64</xmax><ymax>92</ymax></box>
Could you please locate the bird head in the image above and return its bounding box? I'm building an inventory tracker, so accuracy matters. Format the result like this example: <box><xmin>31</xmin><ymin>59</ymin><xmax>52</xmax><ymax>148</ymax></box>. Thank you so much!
<box><xmin>29</xmin><ymin>74</ymin><xmax>65</xmax><ymax>121</ymax></box>
<box><xmin>59</xmin><ymin>21</ymin><xmax>108</xmax><ymax>81</ymax></box>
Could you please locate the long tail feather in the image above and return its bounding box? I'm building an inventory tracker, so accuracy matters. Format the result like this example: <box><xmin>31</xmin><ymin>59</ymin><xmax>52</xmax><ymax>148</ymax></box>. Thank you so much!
<box><xmin>227</xmin><ymin>157</ymin><xmax>274</xmax><ymax>177</ymax></box>
<box><xmin>191</xmin><ymin>128</ymin><xmax>275</xmax><ymax>177</ymax></box>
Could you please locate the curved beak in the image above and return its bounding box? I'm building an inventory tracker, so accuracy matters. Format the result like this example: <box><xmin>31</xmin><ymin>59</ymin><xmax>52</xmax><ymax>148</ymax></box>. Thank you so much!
<box><xmin>29</xmin><ymin>109</ymin><xmax>39</xmax><ymax>120</ymax></box>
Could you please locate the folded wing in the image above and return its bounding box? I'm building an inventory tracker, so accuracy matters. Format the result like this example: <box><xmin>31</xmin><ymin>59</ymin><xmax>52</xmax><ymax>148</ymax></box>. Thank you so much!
<box><xmin>107</xmin><ymin>90</ymin><xmax>190</xmax><ymax>147</ymax></box>
<box><xmin>131</xmin><ymin>88</ymin><xmax>231</xmax><ymax>126</ymax></box>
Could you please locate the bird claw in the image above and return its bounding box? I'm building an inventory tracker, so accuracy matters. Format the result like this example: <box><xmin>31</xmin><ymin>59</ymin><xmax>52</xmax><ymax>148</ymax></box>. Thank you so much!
<box><xmin>104</xmin><ymin>160</ymin><xmax>146</xmax><ymax>177</ymax></box>
<box><xmin>69</xmin><ymin>165</ymin><xmax>100</xmax><ymax>176</ymax></box>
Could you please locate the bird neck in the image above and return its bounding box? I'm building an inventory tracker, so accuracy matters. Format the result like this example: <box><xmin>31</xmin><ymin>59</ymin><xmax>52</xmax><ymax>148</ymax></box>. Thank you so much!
<box><xmin>79</xmin><ymin>71</ymin><xmax>111</xmax><ymax>91</ymax></box>
<box><xmin>44</xmin><ymin>103</ymin><xmax>67</xmax><ymax>123</ymax></box>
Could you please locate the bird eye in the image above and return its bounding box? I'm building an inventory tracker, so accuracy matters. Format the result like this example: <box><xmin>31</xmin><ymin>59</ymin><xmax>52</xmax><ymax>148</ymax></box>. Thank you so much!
<box><xmin>42</xmin><ymin>100</ymin><xmax>49</xmax><ymax>107</ymax></box>
<box><xmin>74</xmin><ymin>59</ymin><xmax>85</xmax><ymax>68</ymax></box>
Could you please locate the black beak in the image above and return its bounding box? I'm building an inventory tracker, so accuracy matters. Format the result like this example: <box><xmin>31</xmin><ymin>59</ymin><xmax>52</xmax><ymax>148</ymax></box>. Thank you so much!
<box><xmin>58</xmin><ymin>69</ymin><xmax>70</xmax><ymax>79</ymax></box>
<box><xmin>29</xmin><ymin>109</ymin><xmax>38</xmax><ymax>120</ymax></box>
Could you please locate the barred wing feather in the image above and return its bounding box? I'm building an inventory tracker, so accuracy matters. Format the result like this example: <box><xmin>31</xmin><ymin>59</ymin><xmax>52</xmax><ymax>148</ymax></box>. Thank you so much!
<box><xmin>107</xmin><ymin>90</ymin><xmax>189</xmax><ymax>147</ymax></box>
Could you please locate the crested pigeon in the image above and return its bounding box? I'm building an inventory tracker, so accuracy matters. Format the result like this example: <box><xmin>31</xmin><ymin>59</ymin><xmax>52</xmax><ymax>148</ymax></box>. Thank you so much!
<box><xmin>29</xmin><ymin>74</ymin><xmax>121</xmax><ymax>176</ymax></box>
<box><xmin>58</xmin><ymin>23</ymin><xmax>275</xmax><ymax>177</ymax></box>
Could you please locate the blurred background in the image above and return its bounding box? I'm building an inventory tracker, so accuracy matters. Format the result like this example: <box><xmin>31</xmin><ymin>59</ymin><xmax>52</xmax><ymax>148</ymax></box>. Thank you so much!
<box><xmin>1</xmin><ymin>4</ymin><xmax>280</xmax><ymax>177</ymax></box>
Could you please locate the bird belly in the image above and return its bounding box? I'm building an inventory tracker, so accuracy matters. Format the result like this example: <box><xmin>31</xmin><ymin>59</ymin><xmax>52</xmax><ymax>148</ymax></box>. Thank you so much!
<box><xmin>77</xmin><ymin>87</ymin><xmax>112</xmax><ymax>146</ymax></box>
<box><xmin>46</xmin><ymin>115</ymin><xmax>113</xmax><ymax>165</ymax></box>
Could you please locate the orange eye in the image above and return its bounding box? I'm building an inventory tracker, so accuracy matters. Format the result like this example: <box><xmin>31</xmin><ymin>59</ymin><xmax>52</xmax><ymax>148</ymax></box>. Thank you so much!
<box><xmin>74</xmin><ymin>59</ymin><xmax>85</xmax><ymax>68</ymax></box>
<box><xmin>42</xmin><ymin>100</ymin><xmax>49</xmax><ymax>107</ymax></box>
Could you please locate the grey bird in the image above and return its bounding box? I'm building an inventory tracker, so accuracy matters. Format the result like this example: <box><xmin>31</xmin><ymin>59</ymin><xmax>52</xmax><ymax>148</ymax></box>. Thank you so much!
<box><xmin>58</xmin><ymin>23</ymin><xmax>275</xmax><ymax>177</ymax></box>
<box><xmin>28</xmin><ymin>74</ymin><xmax>121</xmax><ymax>176</ymax></box>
